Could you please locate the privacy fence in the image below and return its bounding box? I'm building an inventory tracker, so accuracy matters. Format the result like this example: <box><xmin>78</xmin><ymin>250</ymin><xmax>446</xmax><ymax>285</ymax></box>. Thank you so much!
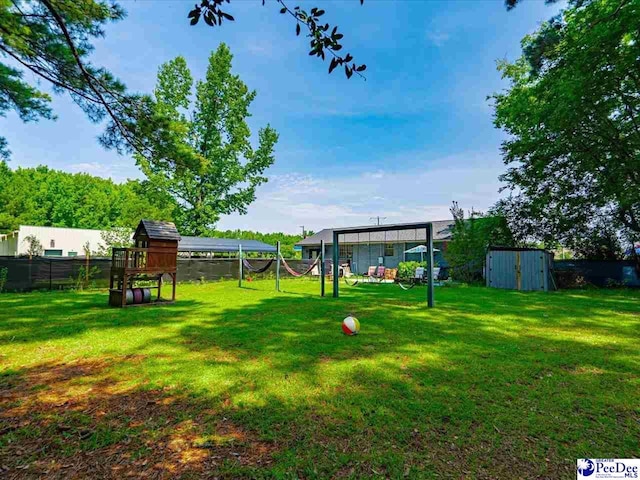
<box><xmin>1</xmin><ymin>257</ymin><xmax>638</xmax><ymax>292</ymax></box>
<box><xmin>553</xmin><ymin>259</ymin><xmax>640</xmax><ymax>288</ymax></box>
<box><xmin>0</xmin><ymin>257</ymin><xmax>316</xmax><ymax>292</ymax></box>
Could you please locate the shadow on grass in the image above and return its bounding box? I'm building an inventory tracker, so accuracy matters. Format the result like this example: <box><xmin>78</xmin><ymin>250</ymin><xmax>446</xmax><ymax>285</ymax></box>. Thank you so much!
<box><xmin>1</xmin><ymin>283</ymin><xmax>639</xmax><ymax>478</ymax></box>
<box><xmin>0</xmin><ymin>358</ymin><xmax>277</xmax><ymax>479</ymax></box>
<box><xmin>0</xmin><ymin>290</ymin><xmax>204</xmax><ymax>345</ymax></box>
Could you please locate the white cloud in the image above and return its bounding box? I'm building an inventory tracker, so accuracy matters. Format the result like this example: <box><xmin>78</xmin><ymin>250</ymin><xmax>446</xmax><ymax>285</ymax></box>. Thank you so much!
<box><xmin>427</xmin><ymin>31</ymin><xmax>451</xmax><ymax>47</ymax></box>
<box><xmin>67</xmin><ymin>161</ymin><xmax>142</xmax><ymax>183</ymax></box>
<box><xmin>217</xmin><ymin>151</ymin><xmax>506</xmax><ymax>233</ymax></box>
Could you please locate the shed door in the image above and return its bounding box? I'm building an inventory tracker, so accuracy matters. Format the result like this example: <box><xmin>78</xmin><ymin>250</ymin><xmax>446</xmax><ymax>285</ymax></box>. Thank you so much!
<box><xmin>488</xmin><ymin>250</ymin><xmax>517</xmax><ymax>289</ymax></box>
<box><xmin>519</xmin><ymin>250</ymin><xmax>546</xmax><ymax>291</ymax></box>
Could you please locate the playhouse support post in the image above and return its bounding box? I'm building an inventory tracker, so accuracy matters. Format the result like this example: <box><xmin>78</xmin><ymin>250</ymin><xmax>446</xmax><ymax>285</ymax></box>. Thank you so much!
<box><xmin>320</xmin><ymin>239</ymin><xmax>325</xmax><ymax>297</ymax></box>
<box><xmin>332</xmin><ymin>231</ymin><xmax>339</xmax><ymax>298</ymax></box>
<box><xmin>276</xmin><ymin>241</ymin><xmax>281</xmax><ymax>292</ymax></box>
<box><xmin>426</xmin><ymin>223</ymin><xmax>434</xmax><ymax>308</ymax></box>
<box><xmin>238</xmin><ymin>244</ymin><xmax>243</xmax><ymax>288</ymax></box>
<box><xmin>122</xmin><ymin>274</ymin><xmax>128</xmax><ymax>307</ymax></box>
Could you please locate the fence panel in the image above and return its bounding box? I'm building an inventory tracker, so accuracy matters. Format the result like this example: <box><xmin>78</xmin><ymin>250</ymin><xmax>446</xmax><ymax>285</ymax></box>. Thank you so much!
<box><xmin>0</xmin><ymin>256</ymin><xmax>315</xmax><ymax>292</ymax></box>
<box><xmin>554</xmin><ymin>260</ymin><xmax>640</xmax><ymax>288</ymax></box>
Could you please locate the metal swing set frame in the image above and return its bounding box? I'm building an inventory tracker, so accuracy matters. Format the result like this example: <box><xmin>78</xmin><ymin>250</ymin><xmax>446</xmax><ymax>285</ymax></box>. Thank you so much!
<box><xmin>332</xmin><ymin>222</ymin><xmax>436</xmax><ymax>308</ymax></box>
<box><xmin>236</xmin><ymin>221</ymin><xmax>436</xmax><ymax>308</ymax></box>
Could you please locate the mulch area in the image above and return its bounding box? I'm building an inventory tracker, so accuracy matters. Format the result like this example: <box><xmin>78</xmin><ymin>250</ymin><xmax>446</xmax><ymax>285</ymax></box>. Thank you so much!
<box><xmin>0</xmin><ymin>358</ymin><xmax>277</xmax><ymax>479</ymax></box>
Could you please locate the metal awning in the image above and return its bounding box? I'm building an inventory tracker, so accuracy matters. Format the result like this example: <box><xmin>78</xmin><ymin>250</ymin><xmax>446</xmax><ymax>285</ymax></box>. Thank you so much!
<box><xmin>178</xmin><ymin>236</ymin><xmax>276</xmax><ymax>253</ymax></box>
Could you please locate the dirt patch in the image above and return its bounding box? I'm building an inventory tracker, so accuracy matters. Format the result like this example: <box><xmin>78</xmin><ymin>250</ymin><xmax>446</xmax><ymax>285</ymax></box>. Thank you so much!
<box><xmin>0</xmin><ymin>358</ymin><xmax>277</xmax><ymax>479</ymax></box>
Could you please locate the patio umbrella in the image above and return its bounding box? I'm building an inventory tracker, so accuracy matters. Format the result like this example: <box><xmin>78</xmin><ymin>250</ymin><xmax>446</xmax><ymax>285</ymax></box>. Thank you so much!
<box><xmin>403</xmin><ymin>245</ymin><xmax>440</xmax><ymax>262</ymax></box>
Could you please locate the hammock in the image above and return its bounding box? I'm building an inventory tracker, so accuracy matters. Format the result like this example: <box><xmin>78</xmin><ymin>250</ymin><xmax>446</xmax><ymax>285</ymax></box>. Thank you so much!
<box><xmin>280</xmin><ymin>256</ymin><xmax>320</xmax><ymax>277</ymax></box>
<box><xmin>397</xmin><ymin>280</ymin><xmax>416</xmax><ymax>290</ymax></box>
<box><xmin>242</xmin><ymin>258</ymin><xmax>275</xmax><ymax>274</ymax></box>
<box><xmin>344</xmin><ymin>274</ymin><xmax>360</xmax><ymax>286</ymax></box>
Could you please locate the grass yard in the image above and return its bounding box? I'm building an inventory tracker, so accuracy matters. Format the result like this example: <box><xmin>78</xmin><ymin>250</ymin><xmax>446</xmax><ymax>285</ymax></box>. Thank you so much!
<box><xmin>1</xmin><ymin>280</ymin><xmax>639</xmax><ymax>479</ymax></box>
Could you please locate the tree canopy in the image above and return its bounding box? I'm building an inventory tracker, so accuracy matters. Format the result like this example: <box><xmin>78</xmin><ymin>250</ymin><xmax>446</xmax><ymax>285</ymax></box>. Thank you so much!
<box><xmin>0</xmin><ymin>161</ymin><xmax>176</xmax><ymax>233</ymax></box>
<box><xmin>444</xmin><ymin>202</ymin><xmax>514</xmax><ymax>282</ymax></box>
<box><xmin>492</xmin><ymin>0</ymin><xmax>639</xmax><ymax>247</ymax></box>
<box><xmin>136</xmin><ymin>45</ymin><xmax>278</xmax><ymax>237</ymax></box>
<box><xmin>0</xmin><ymin>0</ymin><xmax>158</xmax><ymax>161</ymax></box>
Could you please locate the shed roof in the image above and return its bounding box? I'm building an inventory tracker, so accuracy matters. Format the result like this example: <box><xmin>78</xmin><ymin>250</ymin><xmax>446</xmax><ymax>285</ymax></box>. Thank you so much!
<box><xmin>178</xmin><ymin>236</ymin><xmax>276</xmax><ymax>253</ymax></box>
<box><xmin>135</xmin><ymin>220</ymin><xmax>181</xmax><ymax>241</ymax></box>
<box><xmin>296</xmin><ymin>220</ymin><xmax>455</xmax><ymax>246</ymax></box>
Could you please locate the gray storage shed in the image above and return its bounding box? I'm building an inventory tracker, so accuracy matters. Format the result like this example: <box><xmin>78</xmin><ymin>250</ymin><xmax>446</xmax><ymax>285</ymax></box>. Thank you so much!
<box><xmin>486</xmin><ymin>247</ymin><xmax>556</xmax><ymax>292</ymax></box>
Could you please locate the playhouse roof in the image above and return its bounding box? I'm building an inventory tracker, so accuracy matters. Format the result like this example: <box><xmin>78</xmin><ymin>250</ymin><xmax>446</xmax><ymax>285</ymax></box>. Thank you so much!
<box><xmin>135</xmin><ymin>220</ymin><xmax>181</xmax><ymax>241</ymax></box>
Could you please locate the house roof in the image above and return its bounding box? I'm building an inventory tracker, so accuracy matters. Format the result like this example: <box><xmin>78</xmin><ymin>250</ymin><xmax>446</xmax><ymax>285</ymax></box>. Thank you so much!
<box><xmin>178</xmin><ymin>236</ymin><xmax>276</xmax><ymax>253</ymax></box>
<box><xmin>135</xmin><ymin>220</ymin><xmax>181</xmax><ymax>241</ymax></box>
<box><xmin>296</xmin><ymin>220</ymin><xmax>455</xmax><ymax>246</ymax></box>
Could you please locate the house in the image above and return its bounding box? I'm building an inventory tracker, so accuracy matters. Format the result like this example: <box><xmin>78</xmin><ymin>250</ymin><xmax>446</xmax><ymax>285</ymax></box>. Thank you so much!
<box><xmin>0</xmin><ymin>225</ymin><xmax>276</xmax><ymax>258</ymax></box>
<box><xmin>295</xmin><ymin>220</ymin><xmax>454</xmax><ymax>274</ymax></box>
<box><xmin>0</xmin><ymin>225</ymin><xmax>109</xmax><ymax>257</ymax></box>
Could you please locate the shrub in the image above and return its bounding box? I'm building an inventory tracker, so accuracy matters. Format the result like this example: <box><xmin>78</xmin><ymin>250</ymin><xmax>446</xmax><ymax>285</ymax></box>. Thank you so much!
<box><xmin>0</xmin><ymin>267</ymin><xmax>7</xmax><ymax>293</ymax></box>
<box><xmin>445</xmin><ymin>202</ymin><xmax>514</xmax><ymax>283</ymax></box>
<box><xmin>397</xmin><ymin>261</ymin><xmax>426</xmax><ymax>280</ymax></box>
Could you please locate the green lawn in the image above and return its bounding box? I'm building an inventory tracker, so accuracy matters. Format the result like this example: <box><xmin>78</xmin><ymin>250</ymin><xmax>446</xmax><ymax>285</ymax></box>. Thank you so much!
<box><xmin>1</xmin><ymin>280</ymin><xmax>639</xmax><ymax>478</ymax></box>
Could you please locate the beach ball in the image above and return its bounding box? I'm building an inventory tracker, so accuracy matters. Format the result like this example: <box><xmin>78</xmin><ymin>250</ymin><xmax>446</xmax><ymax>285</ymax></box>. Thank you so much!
<box><xmin>342</xmin><ymin>316</ymin><xmax>360</xmax><ymax>336</ymax></box>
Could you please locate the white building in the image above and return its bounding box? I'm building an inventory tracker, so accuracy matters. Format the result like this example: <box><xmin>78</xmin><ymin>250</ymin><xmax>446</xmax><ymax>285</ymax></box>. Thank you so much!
<box><xmin>0</xmin><ymin>225</ymin><xmax>111</xmax><ymax>257</ymax></box>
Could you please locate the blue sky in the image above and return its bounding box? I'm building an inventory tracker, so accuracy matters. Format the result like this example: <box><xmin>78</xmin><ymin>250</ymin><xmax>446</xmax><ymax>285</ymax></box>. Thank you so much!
<box><xmin>1</xmin><ymin>0</ymin><xmax>562</xmax><ymax>233</ymax></box>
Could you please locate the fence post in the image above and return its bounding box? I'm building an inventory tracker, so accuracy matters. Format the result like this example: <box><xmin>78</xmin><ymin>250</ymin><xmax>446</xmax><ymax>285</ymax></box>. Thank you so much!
<box><xmin>238</xmin><ymin>244</ymin><xmax>243</xmax><ymax>288</ymax></box>
<box><xmin>49</xmin><ymin>259</ymin><xmax>52</xmax><ymax>291</ymax></box>
<box><xmin>320</xmin><ymin>240</ymin><xmax>325</xmax><ymax>297</ymax></box>
<box><xmin>276</xmin><ymin>241</ymin><xmax>280</xmax><ymax>292</ymax></box>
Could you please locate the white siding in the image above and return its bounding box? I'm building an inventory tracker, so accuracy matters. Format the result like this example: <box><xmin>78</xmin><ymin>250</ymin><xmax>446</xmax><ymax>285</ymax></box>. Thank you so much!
<box><xmin>16</xmin><ymin>226</ymin><xmax>108</xmax><ymax>257</ymax></box>
<box><xmin>0</xmin><ymin>232</ymin><xmax>18</xmax><ymax>256</ymax></box>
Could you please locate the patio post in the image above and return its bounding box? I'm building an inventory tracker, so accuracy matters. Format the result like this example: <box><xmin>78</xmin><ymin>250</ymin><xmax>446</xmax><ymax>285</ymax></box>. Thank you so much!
<box><xmin>276</xmin><ymin>241</ymin><xmax>280</xmax><ymax>292</ymax></box>
<box><xmin>238</xmin><ymin>244</ymin><xmax>243</xmax><ymax>288</ymax></box>
<box><xmin>426</xmin><ymin>223</ymin><xmax>434</xmax><ymax>308</ymax></box>
<box><xmin>332</xmin><ymin>231</ymin><xmax>339</xmax><ymax>298</ymax></box>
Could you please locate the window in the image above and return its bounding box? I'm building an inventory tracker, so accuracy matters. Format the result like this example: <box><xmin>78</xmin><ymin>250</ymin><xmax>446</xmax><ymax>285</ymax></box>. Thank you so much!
<box><xmin>384</xmin><ymin>243</ymin><xmax>394</xmax><ymax>257</ymax></box>
<box><xmin>67</xmin><ymin>251</ymin><xmax>78</xmax><ymax>257</ymax></box>
<box><xmin>339</xmin><ymin>244</ymin><xmax>353</xmax><ymax>258</ymax></box>
<box><xmin>50</xmin><ymin>239</ymin><xmax>55</xmax><ymax>248</ymax></box>
<box><xmin>44</xmin><ymin>249</ymin><xmax>62</xmax><ymax>257</ymax></box>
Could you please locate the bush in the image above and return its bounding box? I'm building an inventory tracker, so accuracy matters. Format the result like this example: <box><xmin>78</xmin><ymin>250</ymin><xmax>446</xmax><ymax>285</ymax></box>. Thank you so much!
<box><xmin>397</xmin><ymin>261</ymin><xmax>426</xmax><ymax>280</ymax></box>
<box><xmin>445</xmin><ymin>202</ymin><xmax>514</xmax><ymax>283</ymax></box>
<box><xmin>0</xmin><ymin>267</ymin><xmax>7</xmax><ymax>293</ymax></box>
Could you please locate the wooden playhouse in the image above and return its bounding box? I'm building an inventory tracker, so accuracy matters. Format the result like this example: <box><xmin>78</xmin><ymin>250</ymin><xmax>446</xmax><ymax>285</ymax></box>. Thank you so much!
<box><xmin>109</xmin><ymin>220</ymin><xmax>181</xmax><ymax>307</ymax></box>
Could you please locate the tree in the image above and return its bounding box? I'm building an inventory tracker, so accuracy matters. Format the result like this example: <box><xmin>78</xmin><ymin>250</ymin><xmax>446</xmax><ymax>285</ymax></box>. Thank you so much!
<box><xmin>96</xmin><ymin>226</ymin><xmax>132</xmax><ymax>257</ymax></box>
<box><xmin>492</xmin><ymin>0</ymin><xmax>639</xmax><ymax>247</ymax></box>
<box><xmin>0</xmin><ymin>0</ymin><xmax>160</xmax><ymax>161</ymax></box>
<box><xmin>210</xmin><ymin>228</ymin><xmax>303</xmax><ymax>258</ymax></box>
<box><xmin>22</xmin><ymin>234</ymin><xmax>43</xmax><ymax>258</ymax></box>
<box><xmin>445</xmin><ymin>202</ymin><xmax>514</xmax><ymax>283</ymax></box>
<box><xmin>136</xmin><ymin>45</ymin><xmax>278</xmax><ymax>236</ymax></box>
<box><xmin>570</xmin><ymin>218</ymin><xmax>625</xmax><ymax>260</ymax></box>
<box><xmin>0</xmin><ymin>161</ymin><xmax>177</xmax><ymax>233</ymax></box>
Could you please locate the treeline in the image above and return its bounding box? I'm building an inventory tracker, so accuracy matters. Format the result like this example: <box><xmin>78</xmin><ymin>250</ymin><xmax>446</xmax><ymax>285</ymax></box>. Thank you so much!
<box><xmin>0</xmin><ymin>163</ymin><xmax>303</xmax><ymax>256</ymax></box>
<box><xmin>0</xmin><ymin>162</ymin><xmax>175</xmax><ymax>233</ymax></box>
